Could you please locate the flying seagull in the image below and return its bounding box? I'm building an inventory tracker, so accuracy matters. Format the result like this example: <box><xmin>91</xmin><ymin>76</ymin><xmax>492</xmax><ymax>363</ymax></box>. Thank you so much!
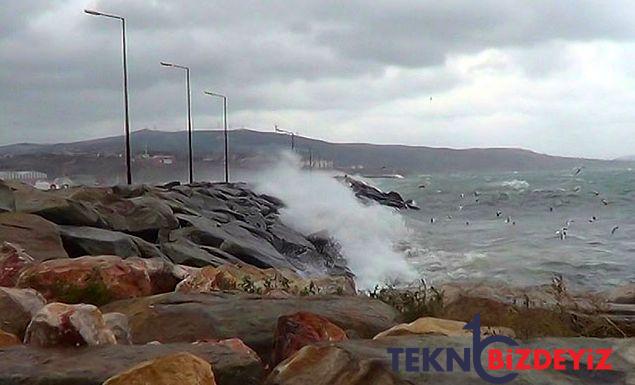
<box><xmin>573</xmin><ymin>166</ymin><xmax>584</xmax><ymax>176</ymax></box>
<box><xmin>611</xmin><ymin>226</ymin><xmax>619</xmax><ymax>235</ymax></box>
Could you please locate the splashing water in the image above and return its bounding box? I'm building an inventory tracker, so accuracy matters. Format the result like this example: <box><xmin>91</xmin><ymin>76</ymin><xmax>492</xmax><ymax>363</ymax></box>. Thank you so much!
<box><xmin>251</xmin><ymin>153</ymin><xmax>416</xmax><ymax>289</ymax></box>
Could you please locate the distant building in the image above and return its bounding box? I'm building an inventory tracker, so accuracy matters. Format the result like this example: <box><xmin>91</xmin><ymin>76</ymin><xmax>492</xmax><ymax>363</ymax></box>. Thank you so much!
<box><xmin>150</xmin><ymin>155</ymin><xmax>175</xmax><ymax>165</ymax></box>
<box><xmin>0</xmin><ymin>170</ymin><xmax>48</xmax><ymax>184</ymax></box>
<box><xmin>301</xmin><ymin>158</ymin><xmax>333</xmax><ymax>169</ymax></box>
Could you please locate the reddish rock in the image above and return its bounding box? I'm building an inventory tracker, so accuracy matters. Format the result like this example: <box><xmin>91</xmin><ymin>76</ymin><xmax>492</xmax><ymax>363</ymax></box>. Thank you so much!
<box><xmin>271</xmin><ymin>311</ymin><xmax>348</xmax><ymax>366</ymax></box>
<box><xmin>0</xmin><ymin>242</ymin><xmax>35</xmax><ymax>286</ymax></box>
<box><xmin>128</xmin><ymin>257</ymin><xmax>182</xmax><ymax>294</ymax></box>
<box><xmin>24</xmin><ymin>302</ymin><xmax>117</xmax><ymax>347</ymax></box>
<box><xmin>0</xmin><ymin>212</ymin><xmax>68</xmax><ymax>261</ymax></box>
<box><xmin>0</xmin><ymin>287</ymin><xmax>46</xmax><ymax>338</ymax></box>
<box><xmin>0</xmin><ymin>329</ymin><xmax>20</xmax><ymax>347</ymax></box>
<box><xmin>17</xmin><ymin>255</ymin><xmax>154</xmax><ymax>305</ymax></box>
<box><xmin>176</xmin><ymin>263</ymin><xmax>356</xmax><ymax>296</ymax></box>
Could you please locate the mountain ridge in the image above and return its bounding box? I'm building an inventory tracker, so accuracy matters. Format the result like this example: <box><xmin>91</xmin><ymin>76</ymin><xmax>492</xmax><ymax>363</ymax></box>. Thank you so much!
<box><xmin>0</xmin><ymin>129</ymin><xmax>627</xmax><ymax>175</ymax></box>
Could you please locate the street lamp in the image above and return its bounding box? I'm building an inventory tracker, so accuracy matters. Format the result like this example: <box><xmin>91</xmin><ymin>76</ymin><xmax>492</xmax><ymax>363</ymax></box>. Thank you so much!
<box><xmin>161</xmin><ymin>62</ymin><xmax>193</xmax><ymax>184</ymax></box>
<box><xmin>275</xmin><ymin>125</ymin><xmax>295</xmax><ymax>150</ymax></box>
<box><xmin>85</xmin><ymin>9</ymin><xmax>132</xmax><ymax>185</ymax></box>
<box><xmin>203</xmin><ymin>91</ymin><xmax>229</xmax><ymax>183</ymax></box>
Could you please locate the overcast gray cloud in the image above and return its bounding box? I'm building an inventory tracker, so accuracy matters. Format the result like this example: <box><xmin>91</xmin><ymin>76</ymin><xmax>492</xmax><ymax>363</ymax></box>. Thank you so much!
<box><xmin>1</xmin><ymin>0</ymin><xmax>635</xmax><ymax>158</ymax></box>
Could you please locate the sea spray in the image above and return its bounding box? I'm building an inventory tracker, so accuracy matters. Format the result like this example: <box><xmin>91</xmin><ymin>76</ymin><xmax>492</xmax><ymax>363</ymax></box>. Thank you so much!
<box><xmin>251</xmin><ymin>152</ymin><xmax>416</xmax><ymax>289</ymax></box>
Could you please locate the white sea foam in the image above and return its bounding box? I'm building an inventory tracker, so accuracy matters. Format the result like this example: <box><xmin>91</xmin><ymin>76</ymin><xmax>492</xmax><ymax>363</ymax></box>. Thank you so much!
<box><xmin>499</xmin><ymin>179</ymin><xmax>530</xmax><ymax>190</ymax></box>
<box><xmin>251</xmin><ymin>152</ymin><xmax>416</xmax><ymax>289</ymax></box>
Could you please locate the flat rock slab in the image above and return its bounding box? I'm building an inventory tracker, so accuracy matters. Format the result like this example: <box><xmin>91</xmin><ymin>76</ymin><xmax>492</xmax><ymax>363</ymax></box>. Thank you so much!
<box><xmin>0</xmin><ymin>342</ymin><xmax>262</xmax><ymax>385</ymax></box>
<box><xmin>101</xmin><ymin>292</ymin><xmax>401</xmax><ymax>359</ymax></box>
<box><xmin>272</xmin><ymin>336</ymin><xmax>634</xmax><ymax>385</ymax></box>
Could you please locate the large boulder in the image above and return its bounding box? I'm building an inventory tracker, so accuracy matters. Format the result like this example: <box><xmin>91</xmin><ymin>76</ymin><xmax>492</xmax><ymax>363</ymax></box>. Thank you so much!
<box><xmin>0</xmin><ymin>242</ymin><xmax>35</xmax><ymax>286</ymax></box>
<box><xmin>266</xmin><ymin>345</ymin><xmax>407</xmax><ymax>385</ymax></box>
<box><xmin>267</xmin><ymin>336</ymin><xmax>635</xmax><ymax>385</ymax></box>
<box><xmin>101</xmin><ymin>292</ymin><xmax>401</xmax><ymax>359</ymax></box>
<box><xmin>176</xmin><ymin>263</ymin><xmax>355</xmax><ymax>296</ymax></box>
<box><xmin>0</xmin><ymin>180</ymin><xmax>16</xmax><ymax>212</ymax></box>
<box><xmin>10</xmin><ymin>182</ymin><xmax>104</xmax><ymax>226</ymax></box>
<box><xmin>93</xmin><ymin>195</ymin><xmax>179</xmax><ymax>240</ymax></box>
<box><xmin>607</xmin><ymin>283</ymin><xmax>635</xmax><ymax>304</ymax></box>
<box><xmin>0</xmin><ymin>341</ymin><xmax>263</xmax><ymax>385</ymax></box>
<box><xmin>24</xmin><ymin>302</ymin><xmax>117</xmax><ymax>347</ymax></box>
<box><xmin>373</xmin><ymin>317</ymin><xmax>515</xmax><ymax>339</ymax></box>
<box><xmin>271</xmin><ymin>311</ymin><xmax>348</xmax><ymax>366</ymax></box>
<box><xmin>165</xmin><ymin>218</ymin><xmax>294</xmax><ymax>270</ymax></box>
<box><xmin>16</xmin><ymin>255</ymin><xmax>154</xmax><ymax>305</ymax></box>
<box><xmin>103</xmin><ymin>352</ymin><xmax>217</xmax><ymax>385</ymax></box>
<box><xmin>161</xmin><ymin>237</ymin><xmax>244</xmax><ymax>267</ymax></box>
<box><xmin>59</xmin><ymin>225</ymin><xmax>166</xmax><ymax>259</ymax></box>
<box><xmin>0</xmin><ymin>287</ymin><xmax>46</xmax><ymax>338</ymax></box>
<box><xmin>0</xmin><ymin>212</ymin><xmax>68</xmax><ymax>261</ymax></box>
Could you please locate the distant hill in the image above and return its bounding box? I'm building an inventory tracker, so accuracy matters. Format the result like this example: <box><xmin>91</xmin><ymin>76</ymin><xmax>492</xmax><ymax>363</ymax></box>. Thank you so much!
<box><xmin>0</xmin><ymin>129</ymin><xmax>624</xmax><ymax>175</ymax></box>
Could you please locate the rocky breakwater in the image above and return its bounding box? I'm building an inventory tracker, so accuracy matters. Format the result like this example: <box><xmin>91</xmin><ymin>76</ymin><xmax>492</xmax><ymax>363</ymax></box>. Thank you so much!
<box><xmin>0</xmin><ymin>178</ymin><xmax>633</xmax><ymax>385</ymax></box>
<box><xmin>0</xmin><ymin>179</ymin><xmax>397</xmax><ymax>384</ymax></box>
<box><xmin>335</xmin><ymin>175</ymin><xmax>419</xmax><ymax>210</ymax></box>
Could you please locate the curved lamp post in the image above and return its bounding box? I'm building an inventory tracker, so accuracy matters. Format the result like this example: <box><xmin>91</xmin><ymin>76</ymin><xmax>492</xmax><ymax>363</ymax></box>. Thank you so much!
<box><xmin>203</xmin><ymin>91</ymin><xmax>229</xmax><ymax>183</ymax></box>
<box><xmin>85</xmin><ymin>9</ymin><xmax>132</xmax><ymax>184</ymax></box>
<box><xmin>161</xmin><ymin>62</ymin><xmax>193</xmax><ymax>184</ymax></box>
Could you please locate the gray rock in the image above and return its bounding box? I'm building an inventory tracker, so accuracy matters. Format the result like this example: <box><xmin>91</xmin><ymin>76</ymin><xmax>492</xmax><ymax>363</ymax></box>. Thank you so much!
<box><xmin>0</xmin><ymin>212</ymin><xmax>69</xmax><ymax>261</ymax></box>
<box><xmin>59</xmin><ymin>225</ymin><xmax>165</xmax><ymax>259</ymax></box>
<box><xmin>0</xmin><ymin>342</ymin><xmax>263</xmax><ymax>385</ymax></box>
<box><xmin>101</xmin><ymin>292</ymin><xmax>401</xmax><ymax>360</ymax></box>
<box><xmin>0</xmin><ymin>180</ymin><xmax>16</xmax><ymax>213</ymax></box>
<box><xmin>0</xmin><ymin>287</ymin><xmax>46</xmax><ymax>338</ymax></box>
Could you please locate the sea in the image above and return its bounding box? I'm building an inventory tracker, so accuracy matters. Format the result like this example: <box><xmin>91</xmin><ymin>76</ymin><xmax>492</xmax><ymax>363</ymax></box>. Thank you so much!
<box><xmin>371</xmin><ymin>167</ymin><xmax>635</xmax><ymax>292</ymax></box>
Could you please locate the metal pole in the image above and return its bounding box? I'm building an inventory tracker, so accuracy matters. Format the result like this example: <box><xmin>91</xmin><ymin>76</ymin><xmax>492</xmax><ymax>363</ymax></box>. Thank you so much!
<box><xmin>121</xmin><ymin>18</ymin><xmax>132</xmax><ymax>185</ymax></box>
<box><xmin>186</xmin><ymin>67</ymin><xmax>193</xmax><ymax>184</ymax></box>
<box><xmin>291</xmin><ymin>133</ymin><xmax>295</xmax><ymax>150</ymax></box>
<box><xmin>85</xmin><ymin>10</ymin><xmax>132</xmax><ymax>184</ymax></box>
<box><xmin>223</xmin><ymin>96</ymin><xmax>228</xmax><ymax>183</ymax></box>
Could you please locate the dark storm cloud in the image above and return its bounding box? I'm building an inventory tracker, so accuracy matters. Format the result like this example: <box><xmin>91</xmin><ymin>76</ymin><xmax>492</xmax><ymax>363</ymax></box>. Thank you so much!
<box><xmin>1</xmin><ymin>1</ymin><xmax>635</xmax><ymax>158</ymax></box>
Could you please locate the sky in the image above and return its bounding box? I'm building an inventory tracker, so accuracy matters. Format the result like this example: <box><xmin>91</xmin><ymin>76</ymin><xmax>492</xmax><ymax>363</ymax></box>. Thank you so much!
<box><xmin>1</xmin><ymin>1</ymin><xmax>635</xmax><ymax>159</ymax></box>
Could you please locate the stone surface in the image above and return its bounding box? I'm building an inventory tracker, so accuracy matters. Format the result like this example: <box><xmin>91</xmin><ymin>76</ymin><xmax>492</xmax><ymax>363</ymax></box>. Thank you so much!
<box><xmin>103</xmin><ymin>312</ymin><xmax>132</xmax><ymax>345</ymax></box>
<box><xmin>176</xmin><ymin>263</ymin><xmax>356</xmax><ymax>296</ymax></box>
<box><xmin>0</xmin><ymin>329</ymin><xmax>21</xmax><ymax>347</ymax></box>
<box><xmin>0</xmin><ymin>242</ymin><xmax>35</xmax><ymax>286</ymax></box>
<box><xmin>24</xmin><ymin>302</ymin><xmax>117</xmax><ymax>347</ymax></box>
<box><xmin>101</xmin><ymin>292</ymin><xmax>401</xmax><ymax>359</ymax></box>
<box><xmin>607</xmin><ymin>283</ymin><xmax>635</xmax><ymax>304</ymax></box>
<box><xmin>272</xmin><ymin>311</ymin><xmax>348</xmax><ymax>366</ymax></box>
<box><xmin>0</xmin><ymin>212</ymin><xmax>68</xmax><ymax>261</ymax></box>
<box><xmin>59</xmin><ymin>225</ymin><xmax>166</xmax><ymax>259</ymax></box>
<box><xmin>0</xmin><ymin>180</ymin><xmax>16</xmax><ymax>213</ymax></box>
<box><xmin>268</xmin><ymin>336</ymin><xmax>635</xmax><ymax>385</ymax></box>
<box><xmin>16</xmin><ymin>255</ymin><xmax>154</xmax><ymax>305</ymax></box>
<box><xmin>335</xmin><ymin>175</ymin><xmax>419</xmax><ymax>210</ymax></box>
<box><xmin>267</xmin><ymin>345</ymin><xmax>407</xmax><ymax>385</ymax></box>
<box><xmin>373</xmin><ymin>317</ymin><xmax>515</xmax><ymax>339</ymax></box>
<box><xmin>0</xmin><ymin>341</ymin><xmax>263</xmax><ymax>385</ymax></box>
<box><xmin>0</xmin><ymin>286</ymin><xmax>46</xmax><ymax>338</ymax></box>
<box><xmin>103</xmin><ymin>352</ymin><xmax>217</xmax><ymax>385</ymax></box>
<box><xmin>4</xmin><ymin>181</ymin><xmax>351</xmax><ymax>279</ymax></box>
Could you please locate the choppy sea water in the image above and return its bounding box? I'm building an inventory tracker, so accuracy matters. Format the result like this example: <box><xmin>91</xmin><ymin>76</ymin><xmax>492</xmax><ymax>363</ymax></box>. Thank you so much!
<box><xmin>372</xmin><ymin>167</ymin><xmax>635</xmax><ymax>292</ymax></box>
